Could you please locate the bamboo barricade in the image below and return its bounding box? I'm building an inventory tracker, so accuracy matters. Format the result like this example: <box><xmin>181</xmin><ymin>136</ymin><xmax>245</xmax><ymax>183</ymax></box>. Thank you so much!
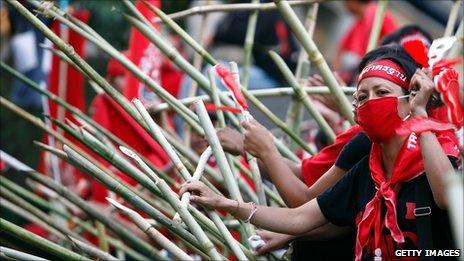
<box><xmin>0</xmin><ymin>98</ymin><xmax>206</xmax><ymax>259</ymax></box>
<box><xmin>269</xmin><ymin>51</ymin><xmax>336</xmax><ymax>142</ymax></box>
<box><xmin>273</xmin><ymin>0</ymin><xmax>355</xmax><ymax>124</ymax></box>
<box><xmin>0</xmin><ymin>218</ymin><xmax>90</xmax><ymax>261</ymax></box>
<box><xmin>0</xmin><ymin>246</ymin><xmax>48</xmax><ymax>261</ymax></box>
<box><xmin>153</xmin><ymin>0</ymin><xmax>320</xmax><ymax>22</ymax></box>
<box><xmin>0</xmin><ymin>176</ymin><xmax>145</xmax><ymax>260</ymax></box>
<box><xmin>242</xmin><ymin>0</ymin><xmax>260</xmax><ymax>89</ymax></box>
<box><xmin>444</xmin><ymin>0</ymin><xmax>461</xmax><ymax>37</ymax></box>
<box><xmin>229</xmin><ymin>61</ymin><xmax>267</xmax><ymax>205</ymax></box>
<box><xmin>366</xmin><ymin>0</ymin><xmax>389</xmax><ymax>52</ymax></box>
<box><xmin>286</xmin><ymin>2</ymin><xmax>319</xmax><ymax>151</ymax></box>
<box><xmin>138</xmin><ymin>1</ymin><xmax>310</xmax><ymax>157</ymax></box>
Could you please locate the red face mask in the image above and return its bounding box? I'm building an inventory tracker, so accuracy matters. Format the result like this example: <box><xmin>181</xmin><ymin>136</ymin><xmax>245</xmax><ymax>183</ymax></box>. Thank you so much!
<box><xmin>356</xmin><ymin>96</ymin><xmax>407</xmax><ymax>143</ymax></box>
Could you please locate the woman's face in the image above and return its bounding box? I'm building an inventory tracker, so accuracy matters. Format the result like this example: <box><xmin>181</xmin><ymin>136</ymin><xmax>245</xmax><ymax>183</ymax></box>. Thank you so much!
<box><xmin>356</xmin><ymin>77</ymin><xmax>410</xmax><ymax>118</ymax></box>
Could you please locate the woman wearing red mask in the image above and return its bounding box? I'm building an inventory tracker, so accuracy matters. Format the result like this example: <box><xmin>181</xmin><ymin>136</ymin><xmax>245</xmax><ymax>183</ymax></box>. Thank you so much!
<box><xmin>180</xmin><ymin>46</ymin><xmax>461</xmax><ymax>260</ymax></box>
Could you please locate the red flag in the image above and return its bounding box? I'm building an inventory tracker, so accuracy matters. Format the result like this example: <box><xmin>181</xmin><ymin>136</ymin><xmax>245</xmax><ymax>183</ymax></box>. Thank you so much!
<box><xmin>124</xmin><ymin>0</ymin><xmax>165</xmax><ymax>107</ymax></box>
<box><xmin>38</xmin><ymin>9</ymin><xmax>90</xmax><ymax>185</ymax></box>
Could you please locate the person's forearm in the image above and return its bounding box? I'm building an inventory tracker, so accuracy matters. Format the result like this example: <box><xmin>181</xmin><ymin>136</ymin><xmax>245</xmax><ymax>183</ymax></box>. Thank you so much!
<box><xmin>260</xmin><ymin>149</ymin><xmax>312</xmax><ymax>207</ymax></box>
<box><xmin>300</xmin><ymin>223</ymin><xmax>351</xmax><ymax>241</ymax></box>
<box><xmin>420</xmin><ymin>131</ymin><xmax>455</xmax><ymax>209</ymax></box>
<box><xmin>306</xmin><ymin>166</ymin><xmax>346</xmax><ymax>201</ymax></box>
<box><xmin>219</xmin><ymin>198</ymin><xmax>327</xmax><ymax>235</ymax></box>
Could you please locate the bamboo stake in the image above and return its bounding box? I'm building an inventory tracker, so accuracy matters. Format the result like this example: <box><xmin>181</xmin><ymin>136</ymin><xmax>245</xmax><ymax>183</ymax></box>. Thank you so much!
<box><xmin>195</xmin><ymin>100</ymin><xmax>242</xmax><ymax>201</ymax></box>
<box><xmin>119</xmin><ymin>132</ymin><xmax>252</xmax><ymax>259</ymax></box>
<box><xmin>0</xmin><ymin>176</ymin><xmax>144</xmax><ymax>260</ymax></box>
<box><xmin>444</xmin><ymin>0</ymin><xmax>461</xmax><ymax>37</ymax></box>
<box><xmin>0</xmin><ymin>61</ymin><xmax>177</xmax><ymax>186</ymax></box>
<box><xmin>366</xmin><ymin>0</ymin><xmax>389</xmax><ymax>52</ymax></box>
<box><xmin>138</xmin><ymin>2</ymin><xmax>310</xmax><ymax>156</ymax></box>
<box><xmin>229</xmin><ymin>62</ymin><xmax>267</xmax><ymax>205</ymax></box>
<box><xmin>68</xmin><ymin>237</ymin><xmax>119</xmax><ymax>261</ymax></box>
<box><xmin>151</xmin><ymin>86</ymin><xmax>356</xmax><ymax>112</ymax></box>
<box><xmin>242</xmin><ymin>0</ymin><xmax>260</xmax><ymax>89</ymax></box>
<box><xmin>0</xmin><ymin>185</ymin><xmax>87</xmax><ymax>243</ymax></box>
<box><xmin>61</xmin><ymin>144</ymin><xmax>212</xmax><ymax>259</ymax></box>
<box><xmin>286</xmin><ymin>3</ymin><xmax>318</xmax><ymax>151</ymax></box>
<box><xmin>270</xmin><ymin>51</ymin><xmax>336</xmax><ymax>142</ymax></box>
<box><xmin>0</xmin><ymin>246</ymin><xmax>48</xmax><ymax>261</ymax></box>
<box><xmin>107</xmin><ymin>198</ymin><xmax>193</xmax><ymax>261</ymax></box>
<box><xmin>0</xmin><ymin>197</ymin><xmax>65</xmax><ymax>244</ymax></box>
<box><xmin>29</xmin><ymin>0</ymin><xmax>199</xmax><ymax>124</ymax></box>
<box><xmin>0</xmin><ymin>101</ymin><xmax>168</xmax><ymax>260</ymax></box>
<box><xmin>0</xmin><ymin>218</ymin><xmax>90</xmax><ymax>261</ymax></box>
<box><xmin>153</xmin><ymin>0</ymin><xmax>320</xmax><ymax>22</ymax></box>
<box><xmin>195</xmin><ymin>100</ymin><xmax>257</xmax><ymax>240</ymax></box>
<box><xmin>110</xmin><ymin>146</ymin><xmax>224</xmax><ymax>260</ymax></box>
<box><xmin>273</xmin><ymin>0</ymin><xmax>355</xmax><ymax>124</ymax></box>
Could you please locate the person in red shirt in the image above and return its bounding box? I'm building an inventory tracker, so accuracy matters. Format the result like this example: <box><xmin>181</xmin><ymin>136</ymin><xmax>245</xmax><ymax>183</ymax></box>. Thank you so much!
<box><xmin>334</xmin><ymin>0</ymin><xmax>397</xmax><ymax>84</ymax></box>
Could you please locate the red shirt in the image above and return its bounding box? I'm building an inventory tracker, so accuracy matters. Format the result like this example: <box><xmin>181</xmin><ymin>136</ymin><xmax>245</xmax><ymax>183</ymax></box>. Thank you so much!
<box><xmin>339</xmin><ymin>2</ymin><xmax>397</xmax><ymax>58</ymax></box>
<box><xmin>301</xmin><ymin>125</ymin><xmax>363</xmax><ymax>187</ymax></box>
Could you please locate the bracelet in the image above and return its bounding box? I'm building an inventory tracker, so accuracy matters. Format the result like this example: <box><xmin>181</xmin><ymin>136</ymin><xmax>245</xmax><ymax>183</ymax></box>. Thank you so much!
<box><xmin>244</xmin><ymin>202</ymin><xmax>257</xmax><ymax>223</ymax></box>
<box><xmin>230</xmin><ymin>200</ymin><xmax>240</xmax><ymax>216</ymax></box>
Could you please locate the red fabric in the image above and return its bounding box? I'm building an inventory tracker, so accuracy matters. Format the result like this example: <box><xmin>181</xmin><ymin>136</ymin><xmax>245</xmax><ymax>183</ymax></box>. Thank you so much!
<box><xmin>435</xmin><ymin>68</ymin><xmax>463</xmax><ymax>128</ymax></box>
<box><xmin>24</xmin><ymin>223</ymin><xmax>49</xmax><ymax>238</ymax></box>
<box><xmin>402</xmin><ymin>39</ymin><xmax>429</xmax><ymax>68</ymax></box>
<box><xmin>204</xmin><ymin>103</ymin><xmax>242</xmax><ymax>114</ymax></box>
<box><xmin>89</xmin><ymin>94</ymin><xmax>170</xmax><ymax>202</ymax></box>
<box><xmin>124</xmin><ymin>0</ymin><xmax>166</xmax><ymax>106</ymax></box>
<box><xmin>355</xmin><ymin>132</ymin><xmax>459</xmax><ymax>260</ymax></box>
<box><xmin>301</xmin><ymin>125</ymin><xmax>363</xmax><ymax>187</ymax></box>
<box><xmin>214</xmin><ymin>64</ymin><xmax>249</xmax><ymax>111</ymax></box>
<box><xmin>357</xmin><ymin>97</ymin><xmax>405</xmax><ymax>143</ymax></box>
<box><xmin>339</xmin><ymin>2</ymin><xmax>397</xmax><ymax>57</ymax></box>
<box><xmin>107</xmin><ymin>57</ymin><xmax>126</xmax><ymax>77</ymax></box>
<box><xmin>38</xmin><ymin>10</ymin><xmax>90</xmax><ymax>183</ymax></box>
<box><xmin>358</xmin><ymin>59</ymin><xmax>409</xmax><ymax>89</ymax></box>
<box><xmin>405</xmin><ymin>202</ymin><xmax>415</xmax><ymax>220</ymax></box>
<box><xmin>396</xmin><ymin>116</ymin><xmax>455</xmax><ymax>136</ymax></box>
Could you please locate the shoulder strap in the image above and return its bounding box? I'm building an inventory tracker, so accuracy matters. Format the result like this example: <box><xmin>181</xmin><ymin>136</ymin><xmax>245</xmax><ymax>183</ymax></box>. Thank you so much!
<box><xmin>415</xmin><ymin>177</ymin><xmax>434</xmax><ymax>261</ymax></box>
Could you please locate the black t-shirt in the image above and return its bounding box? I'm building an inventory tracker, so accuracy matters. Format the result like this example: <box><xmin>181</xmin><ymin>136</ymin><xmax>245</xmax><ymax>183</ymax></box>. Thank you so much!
<box><xmin>318</xmin><ymin>156</ymin><xmax>457</xmax><ymax>260</ymax></box>
<box><xmin>335</xmin><ymin>132</ymin><xmax>371</xmax><ymax>171</ymax></box>
<box><xmin>292</xmin><ymin>132</ymin><xmax>370</xmax><ymax>260</ymax></box>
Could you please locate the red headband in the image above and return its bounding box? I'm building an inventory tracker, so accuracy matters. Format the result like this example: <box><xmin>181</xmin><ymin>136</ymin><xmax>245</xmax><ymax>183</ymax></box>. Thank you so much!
<box><xmin>358</xmin><ymin>59</ymin><xmax>410</xmax><ymax>89</ymax></box>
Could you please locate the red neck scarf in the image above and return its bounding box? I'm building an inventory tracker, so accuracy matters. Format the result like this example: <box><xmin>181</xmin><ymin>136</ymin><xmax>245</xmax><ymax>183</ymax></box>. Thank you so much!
<box><xmin>355</xmin><ymin>132</ymin><xmax>459</xmax><ymax>260</ymax></box>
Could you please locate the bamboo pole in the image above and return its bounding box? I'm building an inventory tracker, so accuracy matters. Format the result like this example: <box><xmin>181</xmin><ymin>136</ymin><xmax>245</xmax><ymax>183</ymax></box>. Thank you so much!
<box><xmin>286</xmin><ymin>3</ymin><xmax>319</xmax><ymax>151</ymax></box>
<box><xmin>0</xmin><ymin>61</ymin><xmax>177</xmax><ymax>186</ymax></box>
<box><xmin>0</xmin><ymin>100</ymin><xmax>171</xmax><ymax>260</ymax></box>
<box><xmin>139</xmin><ymin>2</ymin><xmax>310</xmax><ymax>156</ymax></box>
<box><xmin>107</xmin><ymin>198</ymin><xmax>193</xmax><ymax>261</ymax></box>
<box><xmin>366</xmin><ymin>0</ymin><xmax>389</xmax><ymax>52</ymax></box>
<box><xmin>444</xmin><ymin>0</ymin><xmax>461</xmax><ymax>37</ymax></box>
<box><xmin>0</xmin><ymin>218</ymin><xmax>90</xmax><ymax>261</ymax></box>
<box><xmin>229</xmin><ymin>62</ymin><xmax>267</xmax><ymax>205</ymax></box>
<box><xmin>270</xmin><ymin>51</ymin><xmax>336</xmax><ymax>142</ymax></box>
<box><xmin>242</xmin><ymin>0</ymin><xmax>260</xmax><ymax>89</ymax></box>
<box><xmin>153</xmin><ymin>0</ymin><xmax>320</xmax><ymax>22</ymax></box>
<box><xmin>0</xmin><ymin>246</ymin><xmax>48</xmax><ymax>261</ymax></box>
<box><xmin>273</xmin><ymin>0</ymin><xmax>355</xmax><ymax>124</ymax></box>
<box><xmin>61</xmin><ymin>144</ymin><xmax>212</xmax><ymax>259</ymax></box>
<box><xmin>28</xmin><ymin>0</ymin><xmax>199</xmax><ymax>124</ymax></box>
<box><xmin>68</xmin><ymin>237</ymin><xmax>119</xmax><ymax>261</ymax></box>
<box><xmin>0</xmin><ymin>176</ymin><xmax>145</xmax><ymax>260</ymax></box>
<box><xmin>0</xmin><ymin>185</ymin><xmax>88</xmax><ymax>243</ymax></box>
<box><xmin>151</xmin><ymin>86</ymin><xmax>356</xmax><ymax>112</ymax></box>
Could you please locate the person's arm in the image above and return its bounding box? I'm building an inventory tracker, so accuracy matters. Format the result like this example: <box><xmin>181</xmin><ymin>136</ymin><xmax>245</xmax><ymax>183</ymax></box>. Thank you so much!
<box><xmin>179</xmin><ymin>181</ymin><xmax>328</xmax><ymax>235</ymax></box>
<box><xmin>410</xmin><ymin>69</ymin><xmax>456</xmax><ymax>209</ymax></box>
<box><xmin>242</xmin><ymin>120</ymin><xmax>318</xmax><ymax>207</ymax></box>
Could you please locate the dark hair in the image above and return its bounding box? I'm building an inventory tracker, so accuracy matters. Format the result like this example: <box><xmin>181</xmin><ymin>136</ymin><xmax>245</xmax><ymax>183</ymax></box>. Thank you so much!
<box><xmin>358</xmin><ymin>45</ymin><xmax>420</xmax><ymax>82</ymax></box>
<box><xmin>358</xmin><ymin>45</ymin><xmax>442</xmax><ymax>108</ymax></box>
<box><xmin>380</xmin><ymin>25</ymin><xmax>433</xmax><ymax>46</ymax></box>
